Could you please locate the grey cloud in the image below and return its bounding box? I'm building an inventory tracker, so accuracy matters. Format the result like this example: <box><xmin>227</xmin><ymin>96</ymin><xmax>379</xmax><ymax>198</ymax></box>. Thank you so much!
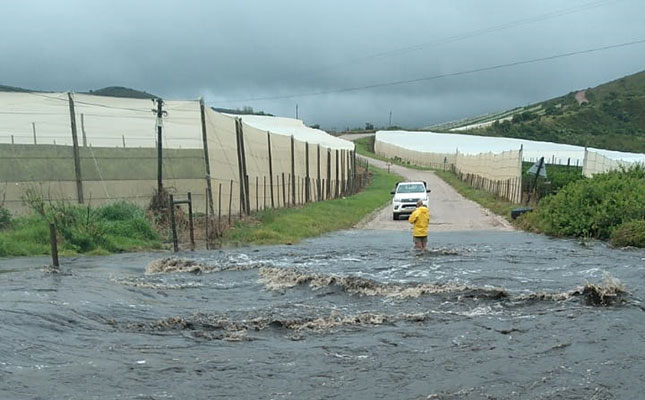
<box><xmin>1</xmin><ymin>0</ymin><xmax>644</xmax><ymax>129</ymax></box>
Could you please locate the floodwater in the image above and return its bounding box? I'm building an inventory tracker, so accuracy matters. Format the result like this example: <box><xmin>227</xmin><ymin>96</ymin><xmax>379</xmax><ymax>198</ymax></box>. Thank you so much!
<box><xmin>1</xmin><ymin>230</ymin><xmax>644</xmax><ymax>399</ymax></box>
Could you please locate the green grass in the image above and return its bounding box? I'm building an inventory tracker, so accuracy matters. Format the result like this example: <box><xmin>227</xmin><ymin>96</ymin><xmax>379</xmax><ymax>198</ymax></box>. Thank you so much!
<box><xmin>221</xmin><ymin>167</ymin><xmax>403</xmax><ymax>246</ymax></box>
<box><xmin>0</xmin><ymin>201</ymin><xmax>162</xmax><ymax>257</ymax></box>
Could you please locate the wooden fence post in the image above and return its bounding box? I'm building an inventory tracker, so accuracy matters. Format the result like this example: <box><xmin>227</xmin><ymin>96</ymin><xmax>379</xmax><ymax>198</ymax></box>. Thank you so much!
<box><xmin>335</xmin><ymin>149</ymin><xmax>339</xmax><ymax>198</ymax></box>
<box><xmin>199</xmin><ymin>99</ymin><xmax>215</xmax><ymax>216</ymax></box>
<box><xmin>326</xmin><ymin>149</ymin><xmax>332</xmax><ymax>199</ymax></box>
<box><xmin>228</xmin><ymin>180</ymin><xmax>233</xmax><ymax>225</ymax></box>
<box><xmin>188</xmin><ymin>192</ymin><xmax>195</xmax><ymax>251</ymax></box>
<box><xmin>267</xmin><ymin>132</ymin><xmax>275</xmax><ymax>208</ymax></box>
<box><xmin>169</xmin><ymin>194</ymin><xmax>178</xmax><ymax>252</ymax></box>
<box><xmin>281</xmin><ymin>173</ymin><xmax>286</xmax><ymax>208</ymax></box>
<box><xmin>290</xmin><ymin>135</ymin><xmax>296</xmax><ymax>206</ymax></box>
<box><xmin>67</xmin><ymin>92</ymin><xmax>84</xmax><ymax>204</ymax></box>
<box><xmin>49</xmin><ymin>224</ymin><xmax>59</xmax><ymax>268</ymax></box>
<box><xmin>305</xmin><ymin>142</ymin><xmax>310</xmax><ymax>203</ymax></box>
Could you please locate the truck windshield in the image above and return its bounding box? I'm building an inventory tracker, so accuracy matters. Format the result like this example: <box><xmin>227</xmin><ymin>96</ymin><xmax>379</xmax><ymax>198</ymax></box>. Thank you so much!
<box><xmin>396</xmin><ymin>184</ymin><xmax>425</xmax><ymax>193</ymax></box>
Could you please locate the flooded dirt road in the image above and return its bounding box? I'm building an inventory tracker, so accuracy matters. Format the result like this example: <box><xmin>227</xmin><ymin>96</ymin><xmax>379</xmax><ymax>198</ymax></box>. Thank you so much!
<box><xmin>1</xmin><ymin>230</ymin><xmax>645</xmax><ymax>399</ymax></box>
<box><xmin>356</xmin><ymin>155</ymin><xmax>513</xmax><ymax>232</ymax></box>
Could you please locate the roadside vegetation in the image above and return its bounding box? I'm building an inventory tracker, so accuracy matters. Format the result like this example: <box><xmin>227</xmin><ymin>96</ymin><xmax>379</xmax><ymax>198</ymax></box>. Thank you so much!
<box><xmin>0</xmin><ymin>197</ymin><xmax>161</xmax><ymax>257</ymax></box>
<box><xmin>517</xmin><ymin>166</ymin><xmax>645</xmax><ymax>247</ymax></box>
<box><xmin>221</xmin><ymin>167</ymin><xmax>402</xmax><ymax>246</ymax></box>
<box><xmin>0</xmin><ymin>166</ymin><xmax>403</xmax><ymax>257</ymax></box>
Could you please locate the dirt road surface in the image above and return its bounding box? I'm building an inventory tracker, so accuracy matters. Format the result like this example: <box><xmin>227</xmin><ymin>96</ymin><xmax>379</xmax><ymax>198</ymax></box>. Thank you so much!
<box><xmin>355</xmin><ymin>156</ymin><xmax>514</xmax><ymax>232</ymax></box>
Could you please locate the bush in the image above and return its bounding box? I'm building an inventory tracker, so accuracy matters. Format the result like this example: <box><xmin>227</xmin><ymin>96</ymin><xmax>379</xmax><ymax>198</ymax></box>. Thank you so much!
<box><xmin>610</xmin><ymin>220</ymin><xmax>645</xmax><ymax>247</ymax></box>
<box><xmin>0</xmin><ymin>207</ymin><xmax>10</xmax><ymax>229</ymax></box>
<box><xmin>18</xmin><ymin>191</ymin><xmax>160</xmax><ymax>254</ymax></box>
<box><xmin>528</xmin><ymin>166</ymin><xmax>645</xmax><ymax>240</ymax></box>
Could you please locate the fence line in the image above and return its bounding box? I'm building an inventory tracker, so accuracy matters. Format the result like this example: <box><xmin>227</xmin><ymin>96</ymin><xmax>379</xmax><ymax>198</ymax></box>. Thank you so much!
<box><xmin>0</xmin><ymin>92</ymin><xmax>360</xmax><ymax>217</ymax></box>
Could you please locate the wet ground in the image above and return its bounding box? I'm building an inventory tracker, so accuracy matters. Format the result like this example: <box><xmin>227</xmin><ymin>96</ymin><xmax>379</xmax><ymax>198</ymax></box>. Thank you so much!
<box><xmin>1</xmin><ymin>230</ymin><xmax>644</xmax><ymax>399</ymax></box>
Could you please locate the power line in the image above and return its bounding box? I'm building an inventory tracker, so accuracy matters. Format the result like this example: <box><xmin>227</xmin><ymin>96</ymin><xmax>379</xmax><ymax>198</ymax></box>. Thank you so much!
<box><xmin>268</xmin><ymin>0</ymin><xmax>624</xmax><ymax>81</ymax></box>
<box><xmin>218</xmin><ymin>38</ymin><xmax>645</xmax><ymax>103</ymax></box>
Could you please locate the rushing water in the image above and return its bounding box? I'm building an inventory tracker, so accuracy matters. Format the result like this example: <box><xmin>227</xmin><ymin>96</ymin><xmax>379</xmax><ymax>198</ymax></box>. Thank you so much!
<box><xmin>1</xmin><ymin>230</ymin><xmax>644</xmax><ymax>399</ymax></box>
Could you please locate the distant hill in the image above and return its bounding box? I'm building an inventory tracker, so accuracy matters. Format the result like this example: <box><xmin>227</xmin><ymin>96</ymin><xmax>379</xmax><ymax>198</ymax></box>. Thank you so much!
<box><xmin>0</xmin><ymin>84</ymin><xmax>156</xmax><ymax>99</ymax></box>
<box><xmin>0</xmin><ymin>84</ymin><xmax>36</xmax><ymax>93</ymax></box>
<box><xmin>87</xmin><ymin>86</ymin><xmax>157</xmax><ymax>99</ymax></box>
<box><xmin>431</xmin><ymin>70</ymin><xmax>645</xmax><ymax>153</ymax></box>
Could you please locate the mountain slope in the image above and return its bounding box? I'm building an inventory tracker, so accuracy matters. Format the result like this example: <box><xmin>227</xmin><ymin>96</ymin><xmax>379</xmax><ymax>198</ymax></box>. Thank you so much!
<box><xmin>444</xmin><ymin>70</ymin><xmax>645</xmax><ymax>153</ymax></box>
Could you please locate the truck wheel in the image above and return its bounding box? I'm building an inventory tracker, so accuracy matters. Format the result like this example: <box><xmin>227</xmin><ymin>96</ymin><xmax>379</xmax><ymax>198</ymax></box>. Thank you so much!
<box><xmin>392</xmin><ymin>213</ymin><xmax>398</xmax><ymax>220</ymax></box>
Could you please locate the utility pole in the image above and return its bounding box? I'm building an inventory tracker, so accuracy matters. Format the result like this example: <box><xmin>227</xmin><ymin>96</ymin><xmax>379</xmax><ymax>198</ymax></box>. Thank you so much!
<box><xmin>153</xmin><ymin>98</ymin><xmax>167</xmax><ymax>194</ymax></box>
<box><xmin>296</xmin><ymin>104</ymin><xmax>299</xmax><ymax>119</ymax></box>
<box><xmin>389</xmin><ymin>110</ymin><xmax>392</xmax><ymax>127</ymax></box>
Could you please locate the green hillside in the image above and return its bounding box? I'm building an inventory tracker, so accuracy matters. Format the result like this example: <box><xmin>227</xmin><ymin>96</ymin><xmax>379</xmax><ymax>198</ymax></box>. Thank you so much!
<box><xmin>469</xmin><ymin>70</ymin><xmax>645</xmax><ymax>153</ymax></box>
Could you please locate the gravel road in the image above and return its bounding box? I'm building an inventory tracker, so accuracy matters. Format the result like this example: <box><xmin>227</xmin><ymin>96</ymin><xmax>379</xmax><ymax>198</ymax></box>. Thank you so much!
<box><xmin>355</xmin><ymin>155</ymin><xmax>514</xmax><ymax>232</ymax></box>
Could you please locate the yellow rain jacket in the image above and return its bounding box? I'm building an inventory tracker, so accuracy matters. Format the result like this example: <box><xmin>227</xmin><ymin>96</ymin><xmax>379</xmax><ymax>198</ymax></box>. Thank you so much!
<box><xmin>408</xmin><ymin>206</ymin><xmax>430</xmax><ymax>237</ymax></box>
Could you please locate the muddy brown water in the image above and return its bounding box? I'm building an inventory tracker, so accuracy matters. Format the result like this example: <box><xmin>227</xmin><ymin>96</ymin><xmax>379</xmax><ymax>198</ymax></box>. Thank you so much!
<box><xmin>1</xmin><ymin>230</ymin><xmax>644</xmax><ymax>399</ymax></box>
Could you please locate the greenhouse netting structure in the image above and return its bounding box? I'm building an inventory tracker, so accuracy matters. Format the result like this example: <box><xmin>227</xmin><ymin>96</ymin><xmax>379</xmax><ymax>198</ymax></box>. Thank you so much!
<box><xmin>375</xmin><ymin>130</ymin><xmax>645</xmax><ymax>203</ymax></box>
<box><xmin>0</xmin><ymin>92</ymin><xmax>357</xmax><ymax>216</ymax></box>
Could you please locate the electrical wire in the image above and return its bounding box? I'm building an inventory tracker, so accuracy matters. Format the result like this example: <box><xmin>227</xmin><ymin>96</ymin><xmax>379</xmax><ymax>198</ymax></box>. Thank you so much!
<box><xmin>267</xmin><ymin>0</ymin><xmax>625</xmax><ymax>81</ymax></box>
<box><xmin>218</xmin><ymin>38</ymin><xmax>645</xmax><ymax>103</ymax></box>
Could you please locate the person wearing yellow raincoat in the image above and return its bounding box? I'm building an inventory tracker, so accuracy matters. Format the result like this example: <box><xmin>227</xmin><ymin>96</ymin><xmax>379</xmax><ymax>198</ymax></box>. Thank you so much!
<box><xmin>408</xmin><ymin>199</ymin><xmax>429</xmax><ymax>250</ymax></box>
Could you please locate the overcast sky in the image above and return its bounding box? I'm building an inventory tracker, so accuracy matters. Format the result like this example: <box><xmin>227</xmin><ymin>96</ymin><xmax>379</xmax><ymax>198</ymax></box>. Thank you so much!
<box><xmin>1</xmin><ymin>0</ymin><xmax>644</xmax><ymax>130</ymax></box>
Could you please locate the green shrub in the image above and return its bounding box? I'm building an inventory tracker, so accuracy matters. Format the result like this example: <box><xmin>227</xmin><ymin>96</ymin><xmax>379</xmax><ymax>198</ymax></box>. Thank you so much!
<box><xmin>8</xmin><ymin>193</ymin><xmax>161</xmax><ymax>256</ymax></box>
<box><xmin>610</xmin><ymin>220</ymin><xmax>645</xmax><ymax>247</ymax></box>
<box><xmin>529</xmin><ymin>166</ymin><xmax>645</xmax><ymax>240</ymax></box>
<box><xmin>0</xmin><ymin>207</ymin><xmax>10</xmax><ymax>229</ymax></box>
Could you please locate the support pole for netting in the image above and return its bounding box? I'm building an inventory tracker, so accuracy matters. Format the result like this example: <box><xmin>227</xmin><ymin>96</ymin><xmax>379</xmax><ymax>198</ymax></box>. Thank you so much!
<box><xmin>32</xmin><ymin>122</ymin><xmax>37</xmax><ymax>145</ymax></box>
<box><xmin>263</xmin><ymin>176</ymin><xmax>267</xmax><ymax>210</ymax></box>
<box><xmin>340</xmin><ymin>150</ymin><xmax>345</xmax><ymax>196</ymax></box>
<box><xmin>326</xmin><ymin>149</ymin><xmax>331</xmax><ymax>199</ymax></box>
<box><xmin>240</xmin><ymin>129</ymin><xmax>250</xmax><ymax>215</ymax></box>
<box><xmin>235</xmin><ymin>118</ymin><xmax>250</xmax><ymax>215</ymax></box>
<box><xmin>305</xmin><ymin>142</ymin><xmax>310</xmax><ymax>203</ymax></box>
<box><xmin>267</xmin><ymin>132</ymin><xmax>275</xmax><ymax>208</ymax></box>
<box><xmin>352</xmin><ymin>150</ymin><xmax>357</xmax><ymax>194</ymax></box>
<box><xmin>281</xmin><ymin>173</ymin><xmax>286</xmax><ymax>207</ymax></box>
<box><xmin>335</xmin><ymin>149</ymin><xmax>339</xmax><ymax>198</ymax></box>
<box><xmin>317</xmin><ymin>144</ymin><xmax>321</xmax><ymax>201</ymax></box>
<box><xmin>290</xmin><ymin>135</ymin><xmax>296</xmax><ymax>206</ymax></box>
<box><xmin>218</xmin><ymin>182</ymin><xmax>222</xmax><ymax>226</ymax></box>
<box><xmin>155</xmin><ymin>98</ymin><xmax>165</xmax><ymax>195</ymax></box>
<box><xmin>67</xmin><ymin>92</ymin><xmax>84</xmax><ymax>204</ymax></box>
<box><xmin>199</xmin><ymin>99</ymin><xmax>215</xmax><ymax>216</ymax></box>
<box><xmin>205</xmin><ymin>188</ymin><xmax>210</xmax><ymax>250</ymax></box>
<box><xmin>228</xmin><ymin>180</ymin><xmax>233</xmax><ymax>225</ymax></box>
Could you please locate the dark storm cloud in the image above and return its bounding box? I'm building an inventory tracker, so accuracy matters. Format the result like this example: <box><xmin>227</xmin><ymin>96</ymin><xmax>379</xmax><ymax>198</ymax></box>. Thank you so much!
<box><xmin>1</xmin><ymin>0</ymin><xmax>644</xmax><ymax>129</ymax></box>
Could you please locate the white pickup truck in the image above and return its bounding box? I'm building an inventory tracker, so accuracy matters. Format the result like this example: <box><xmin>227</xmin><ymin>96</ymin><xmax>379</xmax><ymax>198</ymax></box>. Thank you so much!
<box><xmin>390</xmin><ymin>181</ymin><xmax>431</xmax><ymax>220</ymax></box>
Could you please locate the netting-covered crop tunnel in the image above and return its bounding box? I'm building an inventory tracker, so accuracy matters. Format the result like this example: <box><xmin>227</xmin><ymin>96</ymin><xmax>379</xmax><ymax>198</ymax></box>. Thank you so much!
<box><xmin>0</xmin><ymin>92</ymin><xmax>356</xmax><ymax>216</ymax></box>
<box><xmin>375</xmin><ymin>130</ymin><xmax>645</xmax><ymax>202</ymax></box>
